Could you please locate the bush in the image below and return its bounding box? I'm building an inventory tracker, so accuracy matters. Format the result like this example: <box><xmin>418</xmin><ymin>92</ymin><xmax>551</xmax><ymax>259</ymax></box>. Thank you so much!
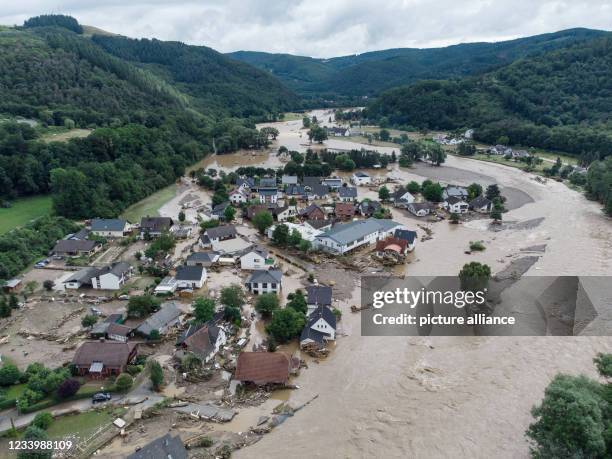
<box><xmin>0</xmin><ymin>364</ymin><xmax>21</xmax><ymax>386</ymax></box>
<box><xmin>469</xmin><ymin>241</ymin><xmax>486</xmax><ymax>251</ymax></box>
<box><xmin>255</xmin><ymin>294</ymin><xmax>279</xmax><ymax>318</ymax></box>
<box><xmin>148</xmin><ymin>329</ymin><xmax>161</xmax><ymax>341</ymax></box>
<box><xmin>150</xmin><ymin>361</ymin><xmax>164</xmax><ymax>391</ymax></box>
<box><xmin>31</xmin><ymin>411</ymin><xmax>53</xmax><ymax>430</ymax></box>
<box><xmin>56</xmin><ymin>378</ymin><xmax>80</xmax><ymax>399</ymax></box>
<box><xmin>18</xmin><ymin>425</ymin><xmax>51</xmax><ymax>459</ymax></box>
<box><xmin>114</xmin><ymin>373</ymin><xmax>133</xmax><ymax>392</ymax></box>
<box><xmin>198</xmin><ymin>437</ymin><xmax>214</xmax><ymax>447</ymax></box>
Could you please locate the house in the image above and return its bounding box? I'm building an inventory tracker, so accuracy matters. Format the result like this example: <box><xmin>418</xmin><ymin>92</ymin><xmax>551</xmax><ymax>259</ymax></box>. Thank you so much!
<box><xmin>126</xmin><ymin>434</ymin><xmax>187</xmax><ymax>459</ymax></box>
<box><xmin>90</xmin><ymin>219</ymin><xmax>129</xmax><ymax>238</ymax></box>
<box><xmin>136</xmin><ymin>302</ymin><xmax>182</xmax><ymax>337</ymax></box>
<box><xmin>464</xmin><ymin>129</ymin><xmax>474</xmax><ymax>139</ymax></box>
<box><xmin>245</xmin><ymin>269</ymin><xmax>282</xmax><ymax>294</ymax></box>
<box><xmin>90</xmin><ymin>317</ymin><xmax>133</xmax><ymax>343</ymax></box>
<box><xmin>140</xmin><ymin>217</ymin><xmax>173</xmax><ymax>238</ymax></box>
<box><xmin>351</xmin><ymin>171</ymin><xmax>371</xmax><ymax>186</ymax></box>
<box><xmin>326</xmin><ymin>126</ymin><xmax>349</xmax><ymax>137</ymax></box>
<box><xmin>488</xmin><ymin>145</ymin><xmax>511</xmax><ymax>155</ymax></box>
<box><xmin>52</xmin><ymin>239</ymin><xmax>101</xmax><ymax>257</ymax></box>
<box><xmin>301</xmin><ymin>176</ymin><xmax>322</xmax><ymax>190</ymax></box>
<box><xmin>306</xmin><ymin>285</ymin><xmax>332</xmax><ymax>316</ymax></box>
<box><xmin>442</xmin><ymin>186</ymin><xmax>469</xmax><ymax>200</ymax></box>
<box><xmin>203</xmin><ymin>225</ymin><xmax>237</xmax><ymax>246</ymax></box>
<box><xmin>304</xmin><ymin>219</ymin><xmax>332</xmax><ymax>232</ymax></box>
<box><xmin>172</xmin><ymin>226</ymin><xmax>192</xmax><ymax>239</ymax></box>
<box><xmin>299</xmin><ymin>204</ymin><xmax>326</xmax><ymax>220</ymax></box>
<box><xmin>394</xmin><ymin>229</ymin><xmax>417</xmax><ymax>252</ymax></box>
<box><xmin>68</xmin><ymin>228</ymin><xmax>90</xmax><ymax>241</ymax></box>
<box><xmin>406</xmin><ymin>202</ymin><xmax>435</xmax><ymax>217</ymax></box>
<box><xmin>240</xmin><ymin>247</ymin><xmax>274</xmax><ymax>271</ymax></box>
<box><xmin>2</xmin><ymin>278</ymin><xmax>21</xmax><ymax>293</ymax></box>
<box><xmin>321</xmin><ymin>177</ymin><xmax>343</xmax><ymax>190</ymax></box>
<box><xmin>338</xmin><ymin>187</ymin><xmax>357</xmax><ymax>202</ymax></box>
<box><xmin>512</xmin><ymin>149</ymin><xmax>531</xmax><ymax>159</ymax></box>
<box><xmin>334</xmin><ymin>202</ymin><xmax>356</xmax><ymax>220</ymax></box>
<box><xmin>307</xmin><ymin>184</ymin><xmax>330</xmax><ymax>200</ymax></box>
<box><xmin>258</xmin><ymin>177</ymin><xmax>277</xmax><ymax>189</ymax></box>
<box><xmin>375</xmin><ymin>237</ymin><xmax>409</xmax><ymax>262</ymax></box>
<box><xmin>444</xmin><ymin>196</ymin><xmax>469</xmax><ymax>214</ymax></box>
<box><xmin>236</xmin><ymin>177</ymin><xmax>255</xmax><ymax>193</ymax></box>
<box><xmin>281</xmin><ymin>175</ymin><xmax>298</xmax><ymax>186</ymax></box>
<box><xmin>300</xmin><ymin>305</ymin><xmax>337</xmax><ymax>349</ymax></box>
<box><xmin>259</xmin><ymin>189</ymin><xmax>279</xmax><ymax>204</ymax></box>
<box><xmin>234</xmin><ymin>352</ymin><xmax>291</xmax><ymax>385</ymax></box>
<box><xmin>186</xmin><ymin>251</ymin><xmax>220</xmax><ymax>267</ymax></box>
<box><xmin>245</xmin><ymin>204</ymin><xmax>274</xmax><ymax>220</ymax></box>
<box><xmin>63</xmin><ymin>267</ymin><xmax>99</xmax><ymax>289</ymax></box>
<box><xmin>72</xmin><ymin>341</ymin><xmax>137</xmax><ymax>378</ymax></box>
<box><xmin>266</xmin><ymin>222</ymin><xmax>322</xmax><ymax>242</ymax></box>
<box><xmin>90</xmin><ymin>262</ymin><xmax>133</xmax><ymax>290</ymax></box>
<box><xmin>229</xmin><ymin>188</ymin><xmax>249</xmax><ymax>205</ymax></box>
<box><xmin>470</xmin><ymin>196</ymin><xmax>493</xmax><ymax>213</ymax></box>
<box><xmin>211</xmin><ymin>202</ymin><xmax>230</xmax><ymax>219</ymax></box>
<box><xmin>314</xmin><ymin>218</ymin><xmax>405</xmax><ymax>254</ymax></box>
<box><xmin>177</xmin><ymin>322</ymin><xmax>227</xmax><ymax>363</ymax></box>
<box><xmin>285</xmin><ymin>184</ymin><xmax>307</xmax><ymax>200</ymax></box>
<box><xmin>175</xmin><ymin>265</ymin><xmax>207</xmax><ymax>289</ymax></box>
<box><xmin>154</xmin><ymin>276</ymin><xmax>178</xmax><ymax>294</ymax></box>
<box><xmin>392</xmin><ymin>189</ymin><xmax>415</xmax><ymax>208</ymax></box>
<box><xmin>272</xmin><ymin>205</ymin><xmax>298</xmax><ymax>222</ymax></box>
<box><xmin>359</xmin><ymin>200</ymin><xmax>382</xmax><ymax>217</ymax></box>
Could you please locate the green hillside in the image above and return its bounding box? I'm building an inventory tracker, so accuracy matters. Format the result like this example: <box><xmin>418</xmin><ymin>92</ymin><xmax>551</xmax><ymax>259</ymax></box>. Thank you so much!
<box><xmin>228</xmin><ymin>28</ymin><xmax>609</xmax><ymax>100</ymax></box>
<box><xmin>364</xmin><ymin>37</ymin><xmax>612</xmax><ymax>158</ymax></box>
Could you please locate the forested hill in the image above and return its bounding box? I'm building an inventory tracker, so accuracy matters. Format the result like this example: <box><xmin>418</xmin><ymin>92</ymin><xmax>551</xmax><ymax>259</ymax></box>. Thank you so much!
<box><xmin>91</xmin><ymin>35</ymin><xmax>299</xmax><ymax>118</ymax></box>
<box><xmin>228</xmin><ymin>28</ymin><xmax>609</xmax><ymax>101</ymax></box>
<box><xmin>364</xmin><ymin>36</ymin><xmax>612</xmax><ymax>158</ymax></box>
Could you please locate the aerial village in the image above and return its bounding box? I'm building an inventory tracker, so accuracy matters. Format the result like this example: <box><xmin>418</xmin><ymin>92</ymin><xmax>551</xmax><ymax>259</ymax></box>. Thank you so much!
<box><xmin>0</xmin><ymin>110</ymin><xmax>553</xmax><ymax>457</ymax></box>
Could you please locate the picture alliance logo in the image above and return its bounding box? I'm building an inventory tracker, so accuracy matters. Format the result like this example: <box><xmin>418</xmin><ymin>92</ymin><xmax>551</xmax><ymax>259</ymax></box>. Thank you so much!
<box><xmin>372</xmin><ymin>287</ymin><xmax>488</xmax><ymax>309</ymax></box>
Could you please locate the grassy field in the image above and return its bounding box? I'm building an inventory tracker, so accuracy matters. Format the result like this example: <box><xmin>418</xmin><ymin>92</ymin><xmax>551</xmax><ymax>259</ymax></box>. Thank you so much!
<box><xmin>282</xmin><ymin>112</ymin><xmax>306</xmax><ymax>122</ymax></box>
<box><xmin>3</xmin><ymin>383</ymin><xmax>27</xmax><ymax>400</ymax></box>
<box><xmin>0</xmin><ymin>195</ymin><xmax>53</xmax><ymax>235</ymax></box>
<box><xmin>46</xmin><ymin>407</ymin><xmax>126</xmax><ymax>440</ymax></box>
<box><xmin>120</xmin><ymin>184</ymin><xmax>177</xmax><ymax>222</ymax></box>
<box><xmin>40</xmin><ymin>128</ymin><xmax>92</xmax><ymax>143</ymax></box>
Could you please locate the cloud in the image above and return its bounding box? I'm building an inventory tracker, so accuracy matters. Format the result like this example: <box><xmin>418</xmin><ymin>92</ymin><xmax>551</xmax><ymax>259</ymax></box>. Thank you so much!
<box><xmin>1</xmin><ymin>0</ymin><xmax>610</xmax><ymax>57</ymax></box>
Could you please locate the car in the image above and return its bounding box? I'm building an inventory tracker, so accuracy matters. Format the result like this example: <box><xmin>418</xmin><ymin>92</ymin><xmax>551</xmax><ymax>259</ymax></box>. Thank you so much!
<box><xmin>92</xmin><ymin>392</ymin><xmax>111</xmax><ymax>403</ymax></box>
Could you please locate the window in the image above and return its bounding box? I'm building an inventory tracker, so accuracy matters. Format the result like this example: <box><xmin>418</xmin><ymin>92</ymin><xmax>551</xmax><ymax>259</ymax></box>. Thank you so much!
<box><xmin>262</xmin><ymin>283</ymin><xmax>268</xmax><ymax>288</ymax></box>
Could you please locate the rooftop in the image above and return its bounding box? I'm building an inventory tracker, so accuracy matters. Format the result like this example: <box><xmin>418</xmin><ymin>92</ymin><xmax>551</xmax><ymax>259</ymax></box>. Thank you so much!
<box><xmin>234</xmin><ymin>352</ymin><xmax>290</xmax><ymax>385</ymax></box>
<box><xmin>246</xmin><ymin>269</ymin><xmax>282</xmax><ymax>285</ymax></box>
<box><xmin>317</xmin><ymin>218</ymin><xmax>402</xmax><ymax>245</ymax></box>
<box><xmin>91</xmin><ymin>218</ymin><xmax>127</xmax><ymax>232</ymax></box>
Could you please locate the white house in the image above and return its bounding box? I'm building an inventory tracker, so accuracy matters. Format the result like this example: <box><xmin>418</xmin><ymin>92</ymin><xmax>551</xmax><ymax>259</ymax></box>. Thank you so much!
<box><xmin>91</xmin><ymin>262</ymin><xmax>132</xmax><ymax>290</ymax></box>
<box><xmin>175</xmin><ymin>265</ymin><xmax>207</xmax><ymax>289</ymax></box>
<box><xmin>240</xmin><ymin>247</ymin><xmax>273</xmax><ymax>271</ymax></box>
<box><xmin>203</xmin><ymin>225</ymin><xmax>237</xmax><ymax>247</ymax></box>
<box><xmin>300</xmin><ymin>306</ymin><xmax>337</xmax><ymax>349</ymax></box>
<box><xmin>259</xmin><ymin>189</ymin><xmax>279</xmax><ymax>204</ymax></box>
<box><xmin>351</xmin><ymin>172</ymin><xmax>371</xmax><ymax>186</ymax></box>
<box><xmin>230</xmin><ymin>189</ymin><xmax>249</xmax><ymax>205</ymax></box>
<box><xmin>63</xmin><ymin>267</ymin><xmax>99</xmax><ymax>290</ymax></box>
<box><xmin>90</xmin><ymin>219</ymin><xmax>130</xmax><ymax>238</ymax></box>
<box><xmin>444</xmin><ymin>196</ymin><xmax>470</xmax><ymax>214</ymax></box>
<box><xmin>321</xmin><ymin>177</ymin><xmax>343</xmax><ymax>190</ymax></box>
<box><xmin>394</xmin><ymin>229</ymin><xmax>418</xmax><ymax>252</ymax></box>
<box><xmin>314</xmin><ymin>218</ymin><xmax>405</xmax><ymax>255</ymax></box>
<box><xmin>267</xmin><ymin>221</ymin><xmax>322</xmax><ymax>242</ymax></box>
<box><xmin>338</xmin><ymin>187</ymin><xmax>358</xmax><ymax>202</ymax></box>
<box><xmin>392</xmin><ymin>189</ymin><xmax>415</xmax><ymax>208</ymax></box>
<box><xmin>154</xmin><ymin>276</ymin><xmax>178</xmax><ymax>294</ymax></box>
<box><xmin>136</xmin><ymin>302</ymin><xmax>182</xmax><ymax>337</ymax></box>
<box><xmin>178</xmin><ymin>323</ymin><xmax>227</xmax><ymax>363</ymax></box>
<box><xmin>245</xmin><ymin>269</ymin><xmax>282</xmax><ymax>295</ymax></box>
<box><xmin>272</xmin><ymin>205</ymin><xmax>298</xmax><ymax>222</ymax></box>
<box><xmin>406</xmin><ymin>202</ymin><xmax>434</xmax><ymax>217</ymax></box>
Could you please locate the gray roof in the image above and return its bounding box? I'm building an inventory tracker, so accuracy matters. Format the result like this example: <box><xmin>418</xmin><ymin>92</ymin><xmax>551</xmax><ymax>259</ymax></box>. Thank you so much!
<box><xmin>394</xmin><ymin>229</ymin><xmax>417</xmax><ymax>244</ymax></box>
<box><xmin>301</xmin><ymin>305</ymin><xmax>336</xmax><ymax>345</ymax></box>
<box><xmin>470</xmin><ymin>196</ymin><xmax>492</xmax><ymax>207</ymax></box>
<box><xmin>354</xmin><ymin>171</ymin><xmax>369</xmax><ymax>177</ymax></box>
<box><xmin>65</xmin><ymin>267</ymin><xmax>99</xmax><ymax>285</ymax></box>
<box><xmin>205</xmin><ymin>225</ymin><xmax>237</xmax><ymax>240</ymax></box>
<box><xmin>140</xmin><ymin>217</ymin><xmax>173</xmax><ymax>233</ymax></box>
<box><xmin>309</xmin><ymin>184</ymin><xmax>329</xmax><ymax>198</ymax></box>
<box><xmin>186</xmin><ymin>252</ymin><xmax>219</xmax><ymax>263</ymax></box>
<box><xmin>443</xmin><ymin>186</ymin><xmax>468</xmax><ymax>198</ymax></box>
<box><xmin>446</xmin><ymin>196</ymin><xmax>468</xmax><ymax>205</ymax></box>
<box><xmin>282</xmin><ymin>175</ymin><xmax>298</xmax><ymax>185</ymax></box>
<box><xmin>306</xmin><ymin>285</ymin><xmax>332</xmax><ymax>306</ymax></box>
<box><xmin>53</xmin><ymin>239</ymin><xmax>99</xmax><ymax>254</ymax></box>
<box><xmin>96</xmin><ymin>262</ymin><xmax>131</xmax><ymax>278</ymax></box>
<box><xmin>302</xmin><ymin>177</ymin><xmax>322</xmax><ymax>188</ymax></box>
<box><xmin>246</xmin><ymin>269</ymin><xmax>282</xmax><ymax>285</ymax></box>
<box><xmin>137</xmin><ymin>303</ymin><xmax>181</xmax><ymax>336</ymax></box>
<box><xmin>91</xmin><ymin>219</ymin><xmax>127</xmax><ymax>232</ymax></box>
<box><xmin>259</xmin><ymin>177</ymin><xmax>277</xmax><ymax>188</ymax></box>
<box><xmin>299</xmin><ymin>204</ymin><xmax>324</xmax><ymax>216</ymax></box>
<box><xmin>70</xmin><ymin>228</ymin><xmax>90</xmax><ymax>240</ymax></box>
<box><xmin>286</xmin><ymin>184</ymin><xmax>306</xmax><ymax>196</ymax></box>
<box><xmin>317</xmin><ymin>218</ymin><xmax>401</xmax><ymax>245</ymax></box>
<box><xmin>237</xmin><ymin>177</ymin><xmax>255</xmax><ymax>188</ymax></box>
<box><xmin>300</xmin><ymin>326</ymin><xmax>328</xmax><ymax>345</ymax></box>
<box><xmin>409</xmin><ymin>202</ymin><xmax>435</xmax><ymax>211</ymax></box>
<box><xmin>175</xmin><ymin>265</ymin><xmax>205</xmax><ymax>281</ymax></box>
<box><xmin>322</xmin><ymin>177</ymin><xmax>342</xmax><ymax>185</ymax></box>
<box><xmin>259</xmin><ymin>189</ymin><xmax>278</xmax><ymax>196</ymax></box>
<box><xmin>126</xmin><ymin>434</ymin><xmax>187</xmax><ymax>459</ymax></box>
<box><xmin>339</xmin><ymin>187</ymin><xmax>357</xmax><ymax>198</ymax></box>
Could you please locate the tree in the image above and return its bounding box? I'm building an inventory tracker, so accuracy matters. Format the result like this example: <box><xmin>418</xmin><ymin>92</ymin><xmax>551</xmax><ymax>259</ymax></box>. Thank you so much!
<box><xmin>56</xmin><ymin>378</ymin><xmax>80</xmax><ymax>399</ymax></box>
<box><xmin>0</xmin><ymin>297</ymin><xmax>11</xmax><ymax>318</ymax></box>
<box><xmin>302</xmin><ymin>117</ymin><xmax>311</xmax><ymax>129</ymax></box>
<box><xmin>594</xmin><ymin>353</ymin><xmax>612</xmax><ymax>378</ymax></box>
<box><xmin>31</xmin><ymin>412</ymin><xmax>53</xmax><ymax>430</ymax></box>
<box><xmin>490</xmin><ymin>207</ymin><xmax>503</xmax><ymax>223</ymax></box>
<box><xmin>289</xmin><ymin>228</ymin><xmax>302</xmax><ymax>247</ymax></box>
<box><xmin>309</xmin><ymin>126</ymin><xmax>328</xmax><ymax>144</ymax></box>
<box><xmin>467</xmin><ymin>183</ymin><xmax>483</xmax><ymax>200</ymax></box>
<box><xmin>114</xmin><ymin>373</ymin><xmax>133</xmax><ymax>392</ymax></box>
<box><xmin>148</xmin><ymin>329</ymin><xmax>160</xmax><ymax>341</ymax></box>
<box><xmin>449</xmin><ymin>213</ymin><xmax>460</xmax><ymax>224</ymax></box>
<box><xmin>286</xmin><ymin>290</ymin><xmax>307</xmax><ymax>315</ymax></box>
<box><xmin>379</xmin><ymin>129</ymin><xmax>390</xmax><ymax>141</ymax></box>
<box><xmin>255</xmin><ymin>293</ymin><xmax>279</xmax><ymax>318</ymax></box>
<box><xmin>378</xmin><ymin>186</ymin><xmax>390</xmax><ymax>201</ymax></box>
<box><xmin>272</xmin><ymin>224</ymin><xmax>290</xmax><ymax>246</ymax></box>
<box><xmin>0</xmin><ymin>364</ymin><xmax>21</xmax><ymax>386</ymax></box>
<box><xmin>178</xmin><ymin>210</ymin><xmax>186</xmax><ymax>222</ymax></box>
<box><xmin>485</xmin><ymin>184</ymin><xmax>502</xmax><ymax>201</ymax></box>
<box><xmin>406</xmin><ymin>181</ymin><xmax>421</xmax><ymax>194</ymax></box>
<box><xmin>422</xmin><ymin>182</ymin><xmax>443</xmax><ymax>202</ymax></box>
<box><xmin>127</xmin><ymin>295</ymin><xmax>161</xmax><ymax>318</ymax></box>
<box><xmin>9</xmin><ymin>294</ymin><xmax>18</xmax><ymax>309</ymax></box>
<box><xmin>193</xmin><ymin>297</ymin><xmax>215</xmax><ymax>323</ymax></box>
<box><xmin>298</xmin><ymin>239</ymin><xmax>312</xmax><ymax>252</ymax></box>
<box><xmin>224</xmin><ymin>205</ymin><xmax>236</xmax><ymax>222</ymax></box>
<box><xmin>223</xmin><ymin>305</ymin><xmax>241</xmax><ymax>325</ymax></box>
<box><xmin>260</xmin><ymin>127</ymin><xmax>279</xmax><ymax>140</ymax></box>
<box><xmin>426</xmin><ymin>144</ymin><xmax>447</xmax><ymax>166</ymax></box>
<box><xmin>17</xmin><ymin>426</ymin><xmax>52</xmax><ymax>459</ymax></box>
<box><xmin>220</xmin><ymin>284</ymin><xmax>245</xmax><ymax>309</ymax></box>
<box><xmin>252</xmin><ymin>210</ymin><xmax>273</xmax><ymax>234</ymax></box>
<box><xmin>459</xmin><ymin>262</ymin><xmax>491</xmax><ymax>293</ymax></box>
<box><xmin>42</xmin><ymin>280</ymin><xmax>54</xmax><ymax>291</ymax></box>
<box><xmin>81</xmin><ymin>314</ymin><xmax>98</xmax><ymax>328</ymax></box>
<box><xmin>266</xmin><ymin>308</ymin><xmax>306</xmax><ymax>343</ymax></box>
<box><xmin>150</xmin><ymin>361</ymin><xmax>164</xmax><ymax>391</ymax></box>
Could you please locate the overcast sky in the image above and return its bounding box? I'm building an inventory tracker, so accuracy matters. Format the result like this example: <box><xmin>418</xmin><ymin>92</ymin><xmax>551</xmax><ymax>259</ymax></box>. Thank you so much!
<box><xmin>1</xmin><ymin>1</ymin><xmax>610</xmax><ymax>57</ymax></box>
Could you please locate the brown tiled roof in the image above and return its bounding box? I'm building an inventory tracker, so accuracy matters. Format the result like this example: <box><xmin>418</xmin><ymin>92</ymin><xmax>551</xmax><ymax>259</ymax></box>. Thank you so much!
<box><xmin>335</xmin><ymin>202</ymin><xmax>356</xmax><ymax>217</ymax></box>
<box><xmin>234</xmin><ymin>352</ymin><xmax>290</xmax><ymax>385</ymax></box>
<box><xmin>106</xmin><ymin>323</ymin><xmax>133</xmax><ymax>337</ymax></box>
<box><xmin>72</xmin><ymin>341</ymin><xmax>136</xmax><ymax>368</ymax></box>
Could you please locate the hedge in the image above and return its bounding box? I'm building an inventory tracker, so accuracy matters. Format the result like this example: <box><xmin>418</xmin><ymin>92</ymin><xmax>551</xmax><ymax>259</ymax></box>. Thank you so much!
<box><xmin>18</xmin><ymin>385</ymin><xmax>118</xmax><ymax>414</ymax></box>
<box><xmin>0</xmin><ymin>398</ymin><xmax>16</xmax><ymax>410</ymax></box>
